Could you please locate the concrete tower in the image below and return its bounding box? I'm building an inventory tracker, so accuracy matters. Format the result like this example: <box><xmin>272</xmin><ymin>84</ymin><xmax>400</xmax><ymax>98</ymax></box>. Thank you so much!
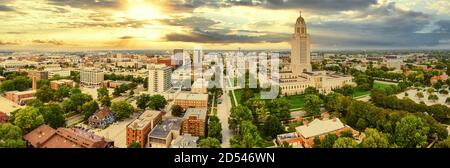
<box><xmin>291</xmin><ymin>11</ymin><xmax>312</xmax><ymax>75</ymax></box>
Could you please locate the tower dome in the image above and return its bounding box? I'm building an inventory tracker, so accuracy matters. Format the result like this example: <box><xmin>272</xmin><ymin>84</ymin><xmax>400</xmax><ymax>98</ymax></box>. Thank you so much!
<box><xmin>296</xmin><ymin>11</ymin><xmax>305</xmax><ymax>25</ymax></box>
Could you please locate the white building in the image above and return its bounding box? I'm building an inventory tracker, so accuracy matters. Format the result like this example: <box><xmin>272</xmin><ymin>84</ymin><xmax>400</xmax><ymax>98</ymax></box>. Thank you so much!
<box><xmin>80</xmin><ymin>68</ymin><xmax>104</xmax><ymax>86</ymax></box>
<box><xmin>191</xmin><ymin>78</ymin><xmax>209</xmax><ymax>94</ymax></box>
<box><xmin>148</xmin><ymin>64</ymin><xmax>172</xmax><ymax>94</ymax></box>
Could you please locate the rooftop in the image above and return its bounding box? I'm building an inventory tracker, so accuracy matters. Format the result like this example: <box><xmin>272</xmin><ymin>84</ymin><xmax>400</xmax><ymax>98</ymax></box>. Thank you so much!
<box><xmin>175</xmin><ymin>92</ymin><xmax>208</xmax><ymax>101</ymax></box>
<box><xmin>296</xmin><ymin>118</ymin><xmax>346</xmax><ymax>139</ymax></box>
<box><xmin>183</xmin><ymin>108</ymin><xmax>207</xmax><ymax>121</ymax></box>
<box><xmin>148</xmin><ymin>118</ymin><xmax>182</xmax><ymax>139</ymax></box>
<box><xmin>171</xmin><ymin>134</ymin><xmax>199</xmax><ymax>148</ymax></box>
<box><xmin>128</xmin><ymin>110</ymin><xmax>161</xmax><ymax>130</ymax></box>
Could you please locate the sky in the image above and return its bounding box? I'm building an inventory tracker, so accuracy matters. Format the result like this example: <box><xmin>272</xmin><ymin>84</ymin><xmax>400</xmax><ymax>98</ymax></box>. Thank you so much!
<box><xmin>0</xmin><ymin>0</ymin><xmax>449</xmax><ymax>51</ymax></box>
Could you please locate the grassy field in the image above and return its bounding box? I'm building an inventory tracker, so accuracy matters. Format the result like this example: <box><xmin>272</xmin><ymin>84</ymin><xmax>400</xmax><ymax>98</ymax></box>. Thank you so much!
<box><xmin>285</xmin><ymin>95</ymin><xmax>306</xmax><ymax>110</ymax></box>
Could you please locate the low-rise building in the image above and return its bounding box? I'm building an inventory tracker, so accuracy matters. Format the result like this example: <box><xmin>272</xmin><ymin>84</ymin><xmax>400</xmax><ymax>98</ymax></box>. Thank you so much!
<box><xmin>23</xmin><ymin>124</ymin><xmax>114</xmax><ymax>148</ymax></box>
<box><xmin>4</xmin><ymin>90</ymin><xmax>36</xmax><ymax>105</ymax></box>
<box><xmin>295</xmin><ymin>117</ymin><xmax>350</xmax><ymax>148</ymax></box>
<box><xmin>171</xmin><ymin>134</ymin><xmax>199</xmax><ymax>148</ymax></box>
<box><xmin>126</xmin><ymin>110</ymin><xmax>163</xmax><ymax>148</ymax></box>
<box><xmin>147</xmin><ymin>118</ymin><xmax>182</xmax><ymax>148</ymax></box>
<box><xmin>276</xmin><ymin>132</ymin><xmax>303</xmax><ymax>148</ymax></box>
<box><xmin>88</xmin><ymin>107</ymin><xmax>115</xmax><ymax>129</ymax></box>
<box><xmin>101</xmin><ymin>80</ymin><xmax>131</xmax><ymax>88</ymax></box>
<box><xmin>174</xmin><ymin>92</ymin><xmax>208</xmax><ymax>109</ymax></box>
<box><xmin>50</xmin><ymin>79</ymin><xmax>73</xmax><ymax>90</ymax></box>
<box><xmin>182</xmin><ymin>108</ymin><xmax>207</xmax><ymax>137</ymax></box>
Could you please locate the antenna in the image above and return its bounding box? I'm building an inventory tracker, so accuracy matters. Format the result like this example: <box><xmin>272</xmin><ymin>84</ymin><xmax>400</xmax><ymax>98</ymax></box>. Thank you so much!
<box><xmin>299</xmin><ymin>10</ymin><xmax>302</xmax><ymax>16</ymax></box>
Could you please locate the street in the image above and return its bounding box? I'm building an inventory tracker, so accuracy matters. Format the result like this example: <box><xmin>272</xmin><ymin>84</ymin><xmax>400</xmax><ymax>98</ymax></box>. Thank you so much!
<box><xmin>216</xmin><ymin>76</ymin><xmax>233</xmax><ymax>148</ymax></box>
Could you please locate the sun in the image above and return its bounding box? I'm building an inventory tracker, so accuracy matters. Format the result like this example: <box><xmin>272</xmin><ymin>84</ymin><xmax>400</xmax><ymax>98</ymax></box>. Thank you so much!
<box><xmin>116</xmin><ymin>0</ymin><xmax>163</xmax><ymax>20</ymax></box>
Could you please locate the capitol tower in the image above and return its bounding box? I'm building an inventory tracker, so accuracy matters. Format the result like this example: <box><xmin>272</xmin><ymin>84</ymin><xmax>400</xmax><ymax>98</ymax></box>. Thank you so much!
<box><xmin>291</xmin><ymin>11</ymin><xmax>312</xmax><ymax>75</ymax></box>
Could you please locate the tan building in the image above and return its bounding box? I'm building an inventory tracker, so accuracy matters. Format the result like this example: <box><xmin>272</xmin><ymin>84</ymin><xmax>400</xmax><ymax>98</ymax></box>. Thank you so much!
<box><xmin>279</xmin><ymin>12</ymin><xmax>354</xmax><ymax>96</ymax></box>
<box><xmin>50</xmin><ymin>79</ymin><xmax>74</xmax><ymax>90</ymax></box>
<box><xmin>126</xmin><ymin>110</ymin><xmax>163</xmax><ymax>148</ymax></box>
<box><xmin>174</xmin><ymin>92</ymin><xmax>208</xmax><ymax>109</ymax></box>
<box><xmin>5</xmin><ymin>90</ymin><xmax>36</xmax><ymax>105</ymax></box>
<box><xmin>182</xmin><ymin>108</ymin><xmax>207</xmax><ymax>137</ymax></box>
<box><xmin>23</xmin><ymin>124</ymin><xmax>114</xmax><ymax>148</ymax></box>
<box><xmin>171</xmin><ymin>134</ymin><xmax>199</xmax><ymax>148</ymax></box>
<box><xmin>147</xmin><ymin>118</ymin><xmax>182</xmax><ymax>148</ymax></box>
<box><xmin>148</xmin><ymin>64</ymin><xmax>172</xmax><ymax>94</ymax></box>
<box><xmin>80</xmin><ymin>68</ymin><xmax>104</xmax><ymax>86</ymax></box>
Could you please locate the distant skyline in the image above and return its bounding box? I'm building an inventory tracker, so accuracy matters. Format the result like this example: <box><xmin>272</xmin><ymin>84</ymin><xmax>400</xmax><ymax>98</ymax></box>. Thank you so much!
<box><xmin>0</xmin><ymin>0</ymin><xmax>449</xmax><ymax>51</ymax></box>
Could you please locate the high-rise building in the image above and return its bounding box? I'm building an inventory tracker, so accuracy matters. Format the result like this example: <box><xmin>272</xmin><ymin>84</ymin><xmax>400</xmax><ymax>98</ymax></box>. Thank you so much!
<box><xmin>291</xmin><ymin>11</ymin><xmax>312</xmax><ymax>75</ymax></box>
<box><xmin>148</xmin><ymin>64</ymin><xmax>172</xmax><ymax>94</ymax></box>
<box><xmin>80</xmin><ymin>68</ymin><xmax>104</xmax><ymax>86</ymax></box>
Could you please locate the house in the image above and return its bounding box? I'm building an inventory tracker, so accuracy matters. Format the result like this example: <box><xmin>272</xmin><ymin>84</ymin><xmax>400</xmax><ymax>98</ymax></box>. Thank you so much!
<box><xmin>88</xmin><ymin>107</ymin><xmax>115</xmax><ymax>129</ymax></box>
<box><xmin>295</xmin><ymin>117</ymin><xmax>351</xmax><ymax>148</ymax></box>
<box><xmin>0</xmin><ymin>112</ymin><xmax>8</xmax><ymax>123</ymax></box>
<box><xmin>23</xmin><ymin>124</ymin><xmax>114</xmax><ymax>148</ymax></box>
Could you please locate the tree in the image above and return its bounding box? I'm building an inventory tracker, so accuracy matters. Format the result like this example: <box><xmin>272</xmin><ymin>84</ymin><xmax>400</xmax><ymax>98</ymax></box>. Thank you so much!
<box><xmin>171</xmin><ymin>105</ymin><xmax>184</xmax><ymax>117</ymax></box>
<box><xmin>35</xmin><ymin>85</ymin><xmax>54</xmax><ymax>103</ymax></box>
<box><xmin>446</xmin><ymin>97</ymin><xmax>450</xmax><ymax>104</ymax></box>
<box><xmin>360</xmin><ymin>128</ymin><xmax>390</xmax><ymax>148</ymax></box>
<box><xmin>40</xmin><ymin>102</ymin><xmax>66</xmax><ymax>128</ymax></box>
<box><xmin>13</xmin><ymin>76</ymin><xmax>32</xmax><ymax>91</ymax></box>
<box><xmin>416</xmin><ymin>92</ymin><xmax>424</xmax><ymax>99</ymax></box>
<box><xmin>260</xmin><ymin>116</ymin><xmax>284</xmax><ymax>139</ymax></box>
<box><xmin>127</xmin><ymin>142</ymin><xmax>142</xmax><ymax>148</ymax></box>
<box><xmin>13</xmin><ymin>106</ymin><xmax>45</xmax><ymax>133</ymax></box>
<box><xmin>428</xmin><ymin>94</ymin><xmax>439</xmax><ymax>102</ymax></box>
<box><xmin>136</xmin><ymin>94</ymin><xmax>151</xmax><ymax>110</ymax></box>
<box><xmin>240</xmin><ymin>88</ymin><xmax>255</xmax><ymax>104</ymax></box>
<box><xmin>148</xmin><ymin>95</ymin><xmax>167</xmax><ymax>110</ymax></box>
<box><xmin>113</xmin><ymin>87</ymin><xmax>122</xmax><ymax>97</ymax></box>
<box><xmin>230</xmin><ymin>121</ymin><xmax>263</xmax><ymax>148</ymax></box>
<box><xmin>208</xmin><ymin>116</ymin><xmax>222</xmax><ymax>141</ymax></box>
<box><xmin>97</xmin><ymin>87</ymin><xmax>109</xmax><ymax>99</ymax></box>
<box><xmin>100</xmin><ymin>96</ymin><xmax>112</xmax><ymax>107</ymax></box>
<box><xmin>199</xmin><ymin>137</ymin><xmax>221</xmax><ymax>148</ymax></box>
<box><xmin>304</xmin><ymin>87</ymin><xmax>319</xmax><ymax>95</ymax></box>
<box><xmin>0</xmin><ymin>80</ymin><xmax>15</xmax><ymax>92</ymax></box>
<box><xmin>63</xmin><ymin>99</ymin><xmax>76</xmax><ymax>113</ymax></box>
<box><xmin>229</xmin><ymin>105</ymin><xmax>253</xmax><ymax>131</ymax></box>
<box><xmin>111</xmin><ymin>101</ymin><xmax>134</xmax><ymax>120</ymax></box>
<box><xmin>394</xmin><ymin>115</ymin><xmax>429</xmax><ymax>148</ymax></box>
<box><xmin>36</xmin><ymin>80</ymin><xmax>50</xmax><ymax>89</ymax></box>
<box><xmin>434</xmin><ymin>138</ymin><xmax>450</xmax><ymax>148</ymax></box>
<box><xmin>427</xmin><ymin>88</ymin><xmax>435</xmax><ymax>94</ymax></box>
<box><xmin>54</xmin><ymin>85</ymin><xmax>70</xmax><ymax>101</ymax></box>
<box><xmin>314</xmin><ymin>134</ymin><xmax>338</xmax><ymax>148</ymax></box>
<box><xmin>266</xmin><ymin>98</ymin><xmax>291</xmax><ymax>121</ymax></box>
<box><xmin>82</xmin><ymin>101</ymin><xmax>99</xmax><ymax>121</ymax></box>
<box><xmin>0</xmin><ymin>123</ymin><xmax>26</xmax><ymax>148</ymax></box>
<box><xmin>354</xmin><ymin>74</ymin><xmax>374</xmax><ymax>91</ymax></box>
<box><xmin>325</xmin><ymin>92</ymin><xmax>345</xmax><ymax>112</ymax></box>
<box><xmin>333</xmin><ymin>137</ymin><xmax>358</xmax><ymax>148</ymax></box>
<box><xmin>304</xmin><ymin>94</ymin><xmax>323</xmax><ymax>116</ymax></box>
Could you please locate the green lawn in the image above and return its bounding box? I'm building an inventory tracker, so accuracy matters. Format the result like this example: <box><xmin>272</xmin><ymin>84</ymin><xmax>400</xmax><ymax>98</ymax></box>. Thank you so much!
<box><xmin>285</xmin><ymin>95</ymin><xmax>305</xmax><ymax>110</ymax></box>
<box><xmin>373</xmin><ymin>82</ymin><xmax>394</xmax><ymax>91</ymax></box>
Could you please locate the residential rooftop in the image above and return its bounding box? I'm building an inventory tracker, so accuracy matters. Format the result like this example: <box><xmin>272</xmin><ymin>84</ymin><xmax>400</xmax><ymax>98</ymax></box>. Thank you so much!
<box><xmin>128</xmin><ymin>110</ymin><xmax>161</xmax><ymax>130</ymax></box>
<box><xmin>148</xmin><ymin>118</ymin><xmax>182</xmax><ymax>139</ymax></box>
<box><xmin>183</xmin><ymin>108</ymin><xmax>207</xmax><ymax>120</ymax></box>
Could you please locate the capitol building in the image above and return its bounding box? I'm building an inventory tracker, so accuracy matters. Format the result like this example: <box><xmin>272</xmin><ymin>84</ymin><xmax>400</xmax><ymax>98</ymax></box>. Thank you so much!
<box><xmin>279</xmin><ymin>12</ymin><xmax>354</xmax><ymax>96</ymax></box>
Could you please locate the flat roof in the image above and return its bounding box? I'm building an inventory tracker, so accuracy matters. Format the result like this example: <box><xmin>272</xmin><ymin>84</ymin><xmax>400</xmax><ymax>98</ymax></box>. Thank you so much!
<box><xmin>148</xmin><ymin>118</ymin><xmax>182</xmax><ymax>139</ymax></box>
<box><xmin>183</xmin><ymin>108</ymin><xmax>207</xmax><ymax>120</ymax></box>
<box><xmin>128</xmin><ymin>110</ymin><xmax>161</xmax><ymax>130</ymax></box>
<box><xmin>175</xmin><ymin>92</ymin><xmax>208</xmax><ymax>101</ymax></box>
<box><xmin>296</xmin><ymin>118</ymin><xmax>346</xmax><ymax>139</ymax></box>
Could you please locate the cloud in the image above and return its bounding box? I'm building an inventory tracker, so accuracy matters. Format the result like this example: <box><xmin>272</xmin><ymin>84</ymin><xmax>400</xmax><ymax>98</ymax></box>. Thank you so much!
<box><xmin>0</xmin><ymin>40</ymin><xmax>19</xmax><ymax>45</ymax></box>
<box><xmin>47</xmin><ymin>0</ymin><xmax>122</xmax><ymax>9</ymax></box>
<box><xmin>32</xmin><ymin>40</ymin><xmax>65</xmax><ymax>45</ymax></box>
<box><xmin>0</xmin><ymin>5</ymin><xmax>14</xmax><ymax>11</ymax></box>
<box><xmin>118</xmin><ymin>36</ymin><xmax>135</xmax><ymax>39</ymax></box>
<box><xmin>60</xmin><ymin>19</ymin><xmax>151</xmax><ymax>29</ymax></box>
<box><xmin>162</xmin><ymin>16</ymin><xmax>289</xmax><ymax>43</ymax></box>
<box><xmin>5</xmin><ymin>31</ymin><xmax>26</xmax><ymax>34</ymax></box>
<box><xmin>307</xmin><ymin>2</ymin><xmax>449</xmax><ymax>48</ymax></box>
